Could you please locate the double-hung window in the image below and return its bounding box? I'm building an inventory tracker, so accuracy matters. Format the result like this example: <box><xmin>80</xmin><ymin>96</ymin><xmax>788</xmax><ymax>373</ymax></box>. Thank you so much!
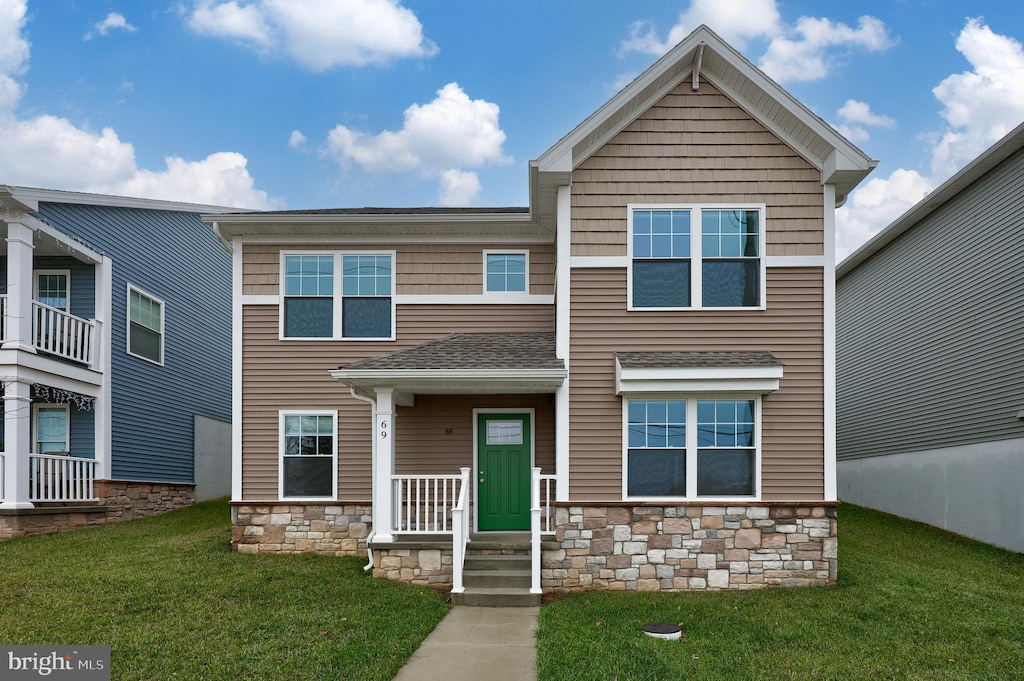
<box><xmin>280</xmin><ymin>411</ymin><xmax>336</xmax><ymax>499</ymax></box>
<box><xmin>128</xmin><ymin>285</ymin><xmax>164</xmax><ymax>365</ymax></box>
<box><xmin>484</xmin><ymin>251</ymin><xmax>528</xmax><ymax>294</ymax></box>
<box><xmin>625</xmin><ymin>398</ymin><xmax>758</xmax><ymax>499</ymax></box>
<box><xmin>629</xmin><ymin>205</ymin><xmax>765</xmax><ymax>309</ymax></box>
<box><xmin>281</xmin><ymin>252</ymin><xmax>394</xmax><ymax>340</ymax></box>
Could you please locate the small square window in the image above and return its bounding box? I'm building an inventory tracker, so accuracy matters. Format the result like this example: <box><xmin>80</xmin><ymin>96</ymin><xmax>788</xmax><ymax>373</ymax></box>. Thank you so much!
<box><xmin>485</xmin><ymin>252</ymin><xmax>528</xmax><ymax>293</ymax></box>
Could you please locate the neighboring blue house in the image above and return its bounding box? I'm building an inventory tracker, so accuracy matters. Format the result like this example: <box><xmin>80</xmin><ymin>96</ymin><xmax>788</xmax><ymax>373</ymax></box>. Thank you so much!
<box><xmin>0</xmin><ymin>186</ymin><xmax>234</xmax><ymax>538</ymax></box>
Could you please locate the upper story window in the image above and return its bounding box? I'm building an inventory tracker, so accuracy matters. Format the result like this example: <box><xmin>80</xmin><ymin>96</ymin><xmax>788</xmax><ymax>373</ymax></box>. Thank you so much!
<box><xmin>629</xmin><ymin>205</ymin><xmax>765</xmax><ymax>310</ymax></box>
<box><xmin>484</xmin><ymin>251</ymin><xmax>528</xmax><ymax>293</ymax></box>
<box><xmin>281</xmin><ymin>252</ymin><xmax>394</xmax><ymax>340</ymax></box>
<box><xmin>128</xmin><ymin>285</ymin><xmax>164</xmax><ymax>365</ymax></box>
<box><xmin>35</xmin><ymin>271</ymin><xmax>70</xmax><ymax>311</ymax></box>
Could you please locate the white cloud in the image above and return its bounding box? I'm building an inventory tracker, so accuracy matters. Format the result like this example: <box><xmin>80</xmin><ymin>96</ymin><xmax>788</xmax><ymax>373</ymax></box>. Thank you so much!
<box><xmin>288</xmin><ymin>129</ymin><xmax>307</xmax><ymax>149</ymax></box>
<box><xmin>838</xmin><ymin>18</ymin><xmax>1024</xmax><ymax>259</ymax></box>
<box><xmin>438</xmin><ymin>169</ymin><xmax>480</xmax><ymax>206</ymax></box>
<box><xmin>620</xmin><ymin>0</ymin><xmax>781</xmax><ymax>56</ymax></box>
<box><xmin>83</xmin><ymin>12</ymin><xmax>137</xmax><ymax>41</ymax></box>
<box><xmin>0</xmin><ymin>1</ymin><xmax>274</xmax><ymax>209</ymax></box>
<box><xmin>759</xmin><ymin>15</ymin><xmax>893</xmax><ymax>82</ymax></box>
<box><xmin>833</xmin><ymin>99</ymin><xmax>895</xmax><ymax>143</ymax></box>
<box><xmin>618</xmin><ymin>2</ymin><xmax>891</xmax><ymax>84</ymax></box>
<box><xmin>836</xmin><ymin>169</ymin><xmax>933</xmax><ymax>261</ymax></box>
<box><xmin>327</xmin><ymin>82</ymin><xmax>509</xmax><ymax>172</ymax></box>
<box><xmin>185</xmin><ymin>0</ymin><xmax>438</xmax><ymax>70</ymax></box>
<box><xmin>325</xmin><ymin>82</ymin><xmax>508</xmax><ymax>205</ymax></box>
<box><xmin>929</xmin><ymin>18</ymin><xmax>1024</xmax><ymax>178</ymax></box>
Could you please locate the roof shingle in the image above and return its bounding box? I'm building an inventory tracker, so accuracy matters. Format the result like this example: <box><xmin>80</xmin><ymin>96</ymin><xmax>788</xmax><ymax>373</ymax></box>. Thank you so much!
<box><xmin>339</xmin><ymin>332</ymin><xmax>562</xmax><ymax>371</ymax></box>
<box><xmin>615</xmin><ymin>350</ymin><xmax>783</xmax><ymax>369</ymax></box>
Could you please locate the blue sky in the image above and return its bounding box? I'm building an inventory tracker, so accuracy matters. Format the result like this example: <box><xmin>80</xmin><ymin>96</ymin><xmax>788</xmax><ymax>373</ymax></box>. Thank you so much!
<box><xmin>2</xmin><ymin>1</ymin><xmax>1024</xmax><ymax>256</ymax></box>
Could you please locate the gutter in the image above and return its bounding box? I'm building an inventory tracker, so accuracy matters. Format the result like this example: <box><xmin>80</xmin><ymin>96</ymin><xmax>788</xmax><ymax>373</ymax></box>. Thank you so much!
<box><xmin>348</xmin><ymin>387</ymin><xmax>378</xmax><ymax>572</ymax></box>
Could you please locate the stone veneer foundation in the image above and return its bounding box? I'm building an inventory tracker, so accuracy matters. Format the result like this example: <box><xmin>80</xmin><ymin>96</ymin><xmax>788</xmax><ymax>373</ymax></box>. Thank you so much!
<box><xmin>0</xmin><ymin>480</ymin><xmax>196</xmax><ymax>541</ymax></box>
<box><xmin>230</xmin><ymin>502</ymin><xmax>839</xmax><ymax>594</ymax></box>
<box><xmin>542</xmin><ymin>504</ymin><xmax>837</xmax><ymax>593</ymax></box>
<box><xmin>230</xmin><ymin>503</ymin><xmax>372</xmax><ymax>555</ymax></box>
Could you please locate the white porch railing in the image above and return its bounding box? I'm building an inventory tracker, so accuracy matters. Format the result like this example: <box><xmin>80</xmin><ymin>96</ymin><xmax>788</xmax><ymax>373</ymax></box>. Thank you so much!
<box><xmin>538</xmin><ymin>473</ymin><xmax>556</xmax><ymax>534</ymax></box>
<box><xmin>31</xmin><ymin>301</ymin><xmax>97</xmax><ymax>366</ymax></box>
<box><xmin>29</xmin><ymin>453</ymin><xmax>98</xmax><ymax>502</ymax></box>
<box><xmin>0</xmin><ymin>452</ymin><xmax>5</xmax><ymax>502</ymax></box>
<box><xmin>392</xmin><ymin>473</ymin><xmax>464</xmax><ymax>533</ymax></box>
<box><xmin>0</xmin><ymin>295</ymin><xmax>6</xmax><ymax>342</ymax></box>
<box><xmin>451</xmin><ymin>467</ymin><xmax>471</xmax><ymax>595</ymax></box>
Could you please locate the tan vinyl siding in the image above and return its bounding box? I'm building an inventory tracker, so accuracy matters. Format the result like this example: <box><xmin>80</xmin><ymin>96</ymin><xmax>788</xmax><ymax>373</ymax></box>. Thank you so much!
<box><xmin>243</xmin><ymin>243</ymin><xmax>555</xmax><ymax>296</ymax></box>
<box><xmin>571</xmin><ymin>81</ymin><xmax>823</xmax><ymax>257</ymax></box>
<box><xmin>241</xmin><ymin>303</ymin><xmax>555</xmax><ymax>500</ymax></box>
<box><xmin>395</xmin><ymin>394</ymin><xmax>555</xmax><ymax>475</ymax></box>
<box><xmin>568</xmin><ymin>267</ymin><xmax>824</xmax><ymax>501</ymax></box>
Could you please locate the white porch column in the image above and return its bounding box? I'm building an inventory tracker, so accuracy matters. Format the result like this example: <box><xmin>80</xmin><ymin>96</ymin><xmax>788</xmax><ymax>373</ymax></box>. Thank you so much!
<box><xmin>1</xmin><ymin>378</ymin><xmax>34</xmax><ymax>508</ymax></box>
<box><xmin>373</xmin><ymin>389</ymin><xmax>395</xmax><ymax>542</ymax></box>
<box><xmin>3</xmin><ymin>221</ymin><xmax>36</xmax><ymax>353</ymax></box>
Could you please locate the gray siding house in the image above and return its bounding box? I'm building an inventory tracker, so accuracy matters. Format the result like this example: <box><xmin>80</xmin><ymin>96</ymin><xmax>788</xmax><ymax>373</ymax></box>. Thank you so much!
<box><xmin>0</xmin><ymin>186</ymin><xmax>234</xmax><ymax>539</ymax></box>
<box><xmin>836</xmin><ymin>122</ymin><xmax>1024</xmax><ymax>553</ymax></box>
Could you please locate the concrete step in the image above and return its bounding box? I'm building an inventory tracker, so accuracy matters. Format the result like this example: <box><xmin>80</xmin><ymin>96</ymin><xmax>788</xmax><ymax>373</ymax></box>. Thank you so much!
<box><xmin>463</xmin><ymin>554</ymin><xmax>530</xmax><ymax>571</ymax></box>
<box><xmin>451</xmin><ymin>587</ymin><xmax>541</xmax><ymax>607</ymax></box>
<box><xmin>463</xmin><ymin>568</ymin><xmax>531</xmax><ymax>589</ymax></box>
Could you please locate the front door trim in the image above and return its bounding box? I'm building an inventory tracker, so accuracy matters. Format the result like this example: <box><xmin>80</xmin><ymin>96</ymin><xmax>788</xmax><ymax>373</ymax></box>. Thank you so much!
<box><xmin>472</xmin><ymin>407</ymin><xmax>535</xmax><ymax>533</ymax></box>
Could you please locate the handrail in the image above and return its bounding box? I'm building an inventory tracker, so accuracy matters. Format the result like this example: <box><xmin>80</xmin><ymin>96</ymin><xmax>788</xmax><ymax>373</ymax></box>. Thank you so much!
<box><xmin>392</xmin><ymin>474</ymin><xmax>462</xmax><ymax>533</ymax></box>
<box><xmin>530</xmin><ymin>467</ymin><xmax>542</xmax><ymax>594</ymax></box>
<box><xmin>450</xmin><ymin>467</ymin><xmax>471</xmax><ymax>595</ymax></box>
<box><xmin>31</xmin><ymin>300</ymin><xmax>97</xmax><ymax>367</ymax></box>
<box><xmin>28</xmin><ymin>453</ymin><xmax>98</xmax><ymax>502</ymax></box>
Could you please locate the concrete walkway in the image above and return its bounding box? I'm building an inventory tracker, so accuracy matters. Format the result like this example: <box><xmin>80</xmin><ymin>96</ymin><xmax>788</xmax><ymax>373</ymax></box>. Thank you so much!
<box><xmin>392</xmin><ymin>606</ymin><xmax>539</xmax><ymax>681</ymax></box>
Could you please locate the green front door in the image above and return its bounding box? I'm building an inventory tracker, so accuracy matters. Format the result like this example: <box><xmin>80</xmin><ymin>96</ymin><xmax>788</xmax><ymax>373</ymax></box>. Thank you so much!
<box><xmin>477</xmin><ymin>413</ymin><xmax>531</xmax><ymax>531</ymax></box>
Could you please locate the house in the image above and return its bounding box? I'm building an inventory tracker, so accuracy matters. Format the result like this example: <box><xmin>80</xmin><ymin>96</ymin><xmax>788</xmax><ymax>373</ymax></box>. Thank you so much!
<box><xmin>0</xmin><ymin>186</ymin><xmax>233</xmax><ymax>539</ymax></box>
<box><xmin>836</xmin><ymin>122</ymin><xmax>1024</xmax><ymax>554</ymax></box>
<box><xmin>212</xmin><ymin>25</ymin><xmax>875</xmax><ymax>602</ymax></box>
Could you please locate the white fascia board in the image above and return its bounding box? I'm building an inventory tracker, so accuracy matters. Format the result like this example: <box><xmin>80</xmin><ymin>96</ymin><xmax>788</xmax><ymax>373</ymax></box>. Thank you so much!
<box><xmin>22</xmin><ymin>214</ymin><xmax>104</xmax><ymax>264</ymax></box>
<box><xmin>0</xmin><ymin>358</ymin><xmax>102</xmax><ymax>395</ymax></box>
<box><xmin>615</xmin><ymin>359</ymin><xmax>782</xmax><ymax>395</ymax></box>
<box><xmin>330</xmin><ymin>368</ymin><xmax>567</xmax><ymax>384</ymax></box>
<box><xmin>1</xmin><ymin>185</ymin><xmax>241</xmax><ymax>213</ymax></box>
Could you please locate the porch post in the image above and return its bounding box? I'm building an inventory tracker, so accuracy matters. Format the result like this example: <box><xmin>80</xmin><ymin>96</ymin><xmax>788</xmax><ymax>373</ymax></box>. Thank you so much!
<box><xmin>3</xmin><ymin>220</ymin><xmax>37</xmax><ymax>353</ymax></box>
<box><xmin>1</xmin><ymin>378</ymin><xmax>34</xmax><ymax>508</ymax></box>
<box><xmin>373</xmin><ymin>389</ymin><xmax>395</xmax><ymax>542</ymax></box>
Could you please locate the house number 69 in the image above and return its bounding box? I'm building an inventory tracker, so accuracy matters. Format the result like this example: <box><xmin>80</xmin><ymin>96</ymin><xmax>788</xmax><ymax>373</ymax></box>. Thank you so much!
<box><xmin>380</xmin><ymin>421</ymin><xmax>388</xmax><ymax>439</ymax></box>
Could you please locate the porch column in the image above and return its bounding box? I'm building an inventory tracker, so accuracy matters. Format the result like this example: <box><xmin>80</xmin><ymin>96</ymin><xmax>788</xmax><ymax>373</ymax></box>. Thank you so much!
<box><xmin>373</xmin><ymin>389</ymin><xmax>395</xmax><ymax>542</ymax></box>
<box><xmin>1</xmin><ymin>378</ymin><xmax>34</xmax><ymax>508</ymax></box>
<box><xmin>3</xmin><ymin>221</ymin><xmax>36</xmax><ymax>353</ymax></box>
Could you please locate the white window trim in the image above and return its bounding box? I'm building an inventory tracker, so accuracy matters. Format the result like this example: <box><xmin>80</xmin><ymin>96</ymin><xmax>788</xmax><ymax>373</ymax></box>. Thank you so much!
<box><xmin>626</xmin><ymin>203</ymin><xmax>767</xmax><ymax>311</ymax></box>
<box><xmin>279</xmin><ymin>250</ymin><xmax>397</xmax><ymax>341</ymax></box>
<box><xmin>482</xmin><ymin>249</ymin><xmax>530</xmax><ymax>296</ymax></box>
<box><xmin>32</xmin><ymin>403</ymin><xmax>70</xmax><ymax>455</ymax></box>
<box><xmin>621</xmin><ymin>395</ymin><xmax>762</xmax><ymax>502</ymax></box>
<box><xmin>126</xmin><ymin>283</ymin><xmax>165</xmax><ymax>366</ymax></box>
<box><xmin>33</xmin><ymin>269</ymin><xmax>72</xmax><ymax>311</ymax></box>
<box><xmin>278</xmin><ymin>410</ymin><xmax>338</xmax><ymax>501</ymax></box>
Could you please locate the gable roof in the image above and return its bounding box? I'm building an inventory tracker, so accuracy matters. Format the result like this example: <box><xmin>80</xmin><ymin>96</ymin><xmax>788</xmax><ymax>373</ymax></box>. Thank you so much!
<box><xmin>0</xmin><ymin>185</ymin><xmax>241</xmax><ymax>214</ymax></box>
<box><xmin>534</xmin><ymin>25</ymin><xmax>876</xmax><ymax>205</ymax></box>
<box><xmin>837</xmin><ymin>120</ymin><xmax>1024</xmax><ymax>279</ymax></box>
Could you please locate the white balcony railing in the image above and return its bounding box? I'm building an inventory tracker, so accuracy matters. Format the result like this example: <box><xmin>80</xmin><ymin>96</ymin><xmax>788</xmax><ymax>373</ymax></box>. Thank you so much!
<box><xmin>29</xmin><ymin>453</ymin><xmax>98</xmax><ymax>502</ymax></box>
<box><xmin>392</xmin><ymin>474</ymin><xmax>465</xmax><ymax>533</ymax></box>
<box><xmin>0</xmin><ymin>295</ymin><xmax>6</xmax><ymax>342</ymax></box>
<box><xmin>451</xmin><ymin>467</ymin><xmax>471</xmax><ymax>595</ymax></box>
<box><xmin>31</xmin><ymin>301</ymin><xmax>97</xmax><ymax>366</ymax></box>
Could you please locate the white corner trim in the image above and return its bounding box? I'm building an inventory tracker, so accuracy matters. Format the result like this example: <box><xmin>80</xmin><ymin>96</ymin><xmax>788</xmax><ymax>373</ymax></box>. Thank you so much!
<box><xmin>231</xmin><ymin>239</ymin><xmax>243</xmax><ymax>501</ymax></box>
<box><xmin>615</xmin><ymin>358</ymin><xmax>783</xmax><ymax>395</ymax></box>
<box><xmin>555</xmin><ymin>185</ymin><xmax>571</xmax><ymax>502</ymax></box>
<box><xmin>823</xmin><ymin>184</ymin><xmax>838</xmax><ymax>501</ymax></box>
<box><xmin>765</xmin><ymin>255</ymin><xmax>825</xmax><ymax>268</ymax></box>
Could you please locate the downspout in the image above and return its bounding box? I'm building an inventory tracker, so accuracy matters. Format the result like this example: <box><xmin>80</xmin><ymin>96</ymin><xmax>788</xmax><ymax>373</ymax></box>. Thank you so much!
<box><xmin>349</xmin><ymin>387</ymin><xmax>378</xmax><ymax>571</ymax></box>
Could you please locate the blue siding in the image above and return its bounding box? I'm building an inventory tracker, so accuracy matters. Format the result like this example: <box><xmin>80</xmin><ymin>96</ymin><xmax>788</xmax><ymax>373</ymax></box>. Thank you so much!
<box><xmin>69</xmin><ymin>407</ymin><xmax>95</xmax><ymax>458</ymax></box>
<box><xmin>33</xmin><ymin>203</ymin><xmax>231</xmax><ymax>483</ymax></box>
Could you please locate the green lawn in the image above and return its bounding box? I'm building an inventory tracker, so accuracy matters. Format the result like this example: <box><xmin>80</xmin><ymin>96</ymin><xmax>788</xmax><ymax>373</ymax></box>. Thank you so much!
<box><xmin>0</xmin><ymin>499</ymin><xmax>450</xmax><ymax>681</ymax></box>
<box><xmin>537</xmin><ymin>505</ymin><xmax>1024</xmax><ymax>681</ymax></box>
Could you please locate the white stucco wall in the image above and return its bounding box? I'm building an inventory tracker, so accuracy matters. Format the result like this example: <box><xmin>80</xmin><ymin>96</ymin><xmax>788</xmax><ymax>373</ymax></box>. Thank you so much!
<box><xmin>838</xmin><ymin>437</ymin><xmax>1024</xmax><ymax>554</ymax></box>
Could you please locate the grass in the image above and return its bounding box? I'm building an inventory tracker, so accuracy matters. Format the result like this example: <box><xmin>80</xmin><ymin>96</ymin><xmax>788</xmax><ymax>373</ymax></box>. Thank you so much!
<box><xmin>0</xmin><ymin>499</ymin><xmax>450</xmax><ymax>680</ymax></box>
<box><xmin>537</xmin><ymin>505</ymin><xmax>1024</xmax><ymax>681</ymax></box>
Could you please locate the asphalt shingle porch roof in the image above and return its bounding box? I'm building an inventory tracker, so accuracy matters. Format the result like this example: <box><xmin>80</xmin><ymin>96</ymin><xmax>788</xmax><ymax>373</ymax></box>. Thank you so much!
<box><xmin>615</xmin><ymin>350</ymin><xmax>783</xmax><ymax>369</ymax></box>
<box><xmin>338</xmin><ymin>332</ymin><xmax>562</xmax><ymax>371</ymax></box>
